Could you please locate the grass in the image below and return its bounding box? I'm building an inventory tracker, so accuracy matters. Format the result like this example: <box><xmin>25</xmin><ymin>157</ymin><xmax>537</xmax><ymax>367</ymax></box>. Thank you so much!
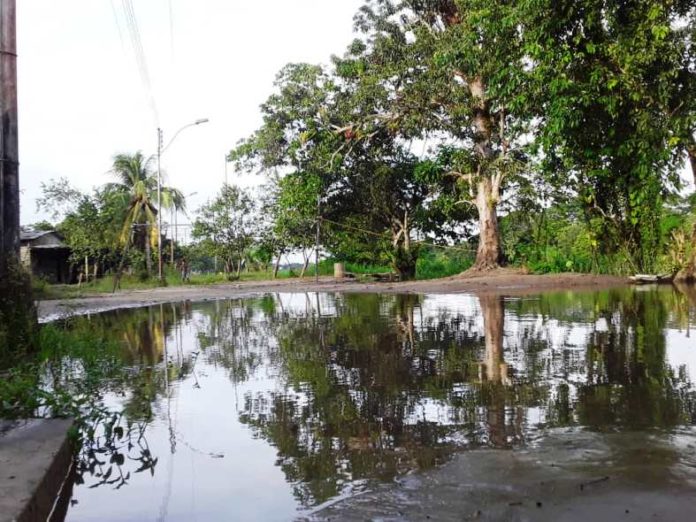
<box><xmin>33</xmin><ymin>266</ymin><xmax>309</xmax><ymax>300</ymax></box>
<box><xmin>33</xmin><ymin>249</ymin><xmax>480</xmax><ymax>301</ymax></box>
<box><xmin>317</xmin><ymin>259</ymin><xmax>392</xmax><ymax>277</ymax></box>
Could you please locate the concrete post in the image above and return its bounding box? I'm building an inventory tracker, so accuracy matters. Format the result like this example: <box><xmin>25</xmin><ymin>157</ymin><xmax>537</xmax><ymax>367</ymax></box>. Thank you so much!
<box><xmin>0</xmin><ymin>0</ymin><xmax>19</xmax><ymax>265</ymax></box>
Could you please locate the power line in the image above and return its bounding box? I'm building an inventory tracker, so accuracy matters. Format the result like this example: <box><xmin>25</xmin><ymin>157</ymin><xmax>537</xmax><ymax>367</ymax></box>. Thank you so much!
<box><xmin>120</xmin><ymin>0</ymin><xmax>160</xmax><ymax>125</ymax></box>
<box><xmin>168</xmin><ymin>0</ymin><xmax>175</xmax><ymax>59</ymax></box>
<box><xmin>109</xmin><ymin>0</ymin><xmax>126</xmax><ymax>51</ymax></box>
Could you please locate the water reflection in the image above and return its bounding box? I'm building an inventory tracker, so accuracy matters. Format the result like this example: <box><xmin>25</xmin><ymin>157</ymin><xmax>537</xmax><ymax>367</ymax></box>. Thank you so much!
<box><xmin>63</xmin><ymin>287</ymin><xmax>696</xmax><ymax>520</ymax></box>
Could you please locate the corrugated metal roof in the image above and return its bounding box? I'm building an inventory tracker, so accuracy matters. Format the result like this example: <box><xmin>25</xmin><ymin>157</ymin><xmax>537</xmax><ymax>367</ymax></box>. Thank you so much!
<box><xmin>20</xmin><ymin>230</ymin><xmax>55</xmax><ymax>241</ymax></box>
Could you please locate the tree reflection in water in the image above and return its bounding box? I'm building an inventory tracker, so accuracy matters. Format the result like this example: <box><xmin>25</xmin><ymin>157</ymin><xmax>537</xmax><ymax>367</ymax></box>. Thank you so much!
<box><xmin>66</xmin><ymin>287</ymin><xmax>696</xmax><ymax>510</ymax></box>
<box><xmin>188</xmin><ymin>289</ymin><xmax>695</xmax><ymax>507</ymax></box>
<box><xmin>58</xmin><ymin>302</ymin><xmax>197</xmax><ymax>490</ymax></box>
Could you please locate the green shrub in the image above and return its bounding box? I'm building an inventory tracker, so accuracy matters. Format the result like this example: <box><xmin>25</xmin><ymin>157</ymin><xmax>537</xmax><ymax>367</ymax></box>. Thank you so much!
<box><xmin>416</xmin><ymin>246</ymin><xmax>474</xmax><ymax>280</ymax></box>
<box><xmin>0</xmin><ymin>260</ymin><xmax>37</xmax><ymax>368</ymax></box>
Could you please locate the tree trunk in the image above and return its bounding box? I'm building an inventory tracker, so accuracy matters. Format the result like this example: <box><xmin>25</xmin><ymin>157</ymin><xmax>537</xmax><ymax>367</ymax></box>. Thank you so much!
<box><xmin>391</xmin><ymin>213</ymin><xmax>418</xmax><ymax>280</ymax></box>
<box><xmin>479</xmin><ymin>294</ymin><xmax>506</xmax><ymax>383</ymax></box>
<box><xmin>273</xmin><ymin>250</ymin><xmax>283</xmax><ymax>279</ymax></box>
<box><xmin>468</xmin><ymin>76</ymin><xmax>503</xmax><ymax>270</ymax></box>
<box><xmin>479</xmin><ymin>293</ymin><xmax>509</xmax><ymax>447</ymax></box>
<box><xmin>300</xmin><ymin>251</ymin><xmax>311</xmax><ymax>278</ymax></box>
<box><xmin>688</xmin><ymin>142</ymin><xmax>696</xmax><ymax>187</ymax></box>
<box><xmin>473</xmin><ymin>177</ymin><xmax>502</xmax><ymax>270</ymax></box>
<box><xmin>144</xmin><ymin>231</ymin><xmax>153</xmax><ymax>276</ymax></box>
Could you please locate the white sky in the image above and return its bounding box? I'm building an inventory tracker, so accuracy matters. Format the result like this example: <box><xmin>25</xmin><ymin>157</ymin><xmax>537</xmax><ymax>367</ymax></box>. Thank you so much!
<box><xmin>18</xmin><ymin>0</ymin><xmax>364</xmax><ymax>226</ymax></box>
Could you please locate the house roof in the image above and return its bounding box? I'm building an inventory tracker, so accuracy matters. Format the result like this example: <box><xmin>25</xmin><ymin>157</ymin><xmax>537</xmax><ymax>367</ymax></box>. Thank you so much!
<box><xmin>20</xmin><ymin>230</ymin><xmax>68</xmax><ymax>249</ymax></box>
<box><xmin>20</xmin><ymin>230</ymin><xmax>55</xmax><ymax>242</ymax></box>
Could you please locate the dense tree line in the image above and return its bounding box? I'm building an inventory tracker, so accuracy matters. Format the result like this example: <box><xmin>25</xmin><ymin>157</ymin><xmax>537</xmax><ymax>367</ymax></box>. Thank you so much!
<box><xmin>29</xmin><ymin>1</ymin><xmax>696</xmax><ymax>283</ymax></box>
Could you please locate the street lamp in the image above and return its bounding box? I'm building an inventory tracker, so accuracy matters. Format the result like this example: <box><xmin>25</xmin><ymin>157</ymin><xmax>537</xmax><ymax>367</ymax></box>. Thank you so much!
<box><xmin>157</xmin><ymin>118</ymin><xmax>209</xmax><ymax>282</ymax></box>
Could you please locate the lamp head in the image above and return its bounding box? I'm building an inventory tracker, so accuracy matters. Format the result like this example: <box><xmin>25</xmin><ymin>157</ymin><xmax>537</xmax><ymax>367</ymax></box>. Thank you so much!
<box><xmin>195</xmin><ymin>118</ymin><xmax>209</xmax><ymax>125</ymax></box>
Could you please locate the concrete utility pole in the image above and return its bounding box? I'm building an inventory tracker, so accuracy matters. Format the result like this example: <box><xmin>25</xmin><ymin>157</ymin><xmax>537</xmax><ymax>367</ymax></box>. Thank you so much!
<box><xmin>315</xmin><ymin>194</ymin><xmax>320</xmax><ymax>283</ymax></box>
<box><xmin>0</xmin><ymin>0</ymin><xmax>19</xmax><ymax>266</ymax></box>
<box><xmin>156</xmin><ymin>119</ymin><xmax>208</xmax><ymax>283</ymax></box>
<box><xmin>1</xmin><ymin>0</ymin><xmax>36</xmax><ymax>359</ymax></box>
<box><xmin>157</xmin><ymin>127</ymin><xmax>164</xmax><ymax>282</ymax></box>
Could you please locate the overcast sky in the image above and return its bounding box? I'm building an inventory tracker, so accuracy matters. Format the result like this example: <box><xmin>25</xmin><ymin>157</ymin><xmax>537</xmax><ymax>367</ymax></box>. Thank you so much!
<box><xmin>17</xmin><ymin>1</ymin><xmax>695</xmax><ymax>228</ymax></box>
<box><xmin>18</xmin><ymin>0</ymin><xmax>364</xmax><ymax>225</ymax></box>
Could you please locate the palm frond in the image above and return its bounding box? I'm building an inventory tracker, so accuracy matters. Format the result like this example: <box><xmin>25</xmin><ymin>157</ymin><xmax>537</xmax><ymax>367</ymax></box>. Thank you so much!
<box><xmin>161</xmin><ymin>186</ymin><xmax>187</xmax><ymax>211</ymax></box>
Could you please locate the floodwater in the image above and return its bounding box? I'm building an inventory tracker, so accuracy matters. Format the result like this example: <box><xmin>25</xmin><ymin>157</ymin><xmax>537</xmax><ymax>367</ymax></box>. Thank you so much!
<box><xmin>58</xmin><ymin>287</ymin><xmax>696</xmax><ymax>521</ymax></box>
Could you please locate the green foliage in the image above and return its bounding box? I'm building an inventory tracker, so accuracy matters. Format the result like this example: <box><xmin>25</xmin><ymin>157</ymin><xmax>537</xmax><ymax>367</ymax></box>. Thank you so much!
<box><xmin>415</xmin><ymin>245</ymin><xmax>475</xmax><ymax>280</ymax></box>
<box><xmin>0</xmin><ymin>260</ymin><xmax>37</xmax><ymax>367</ymax></box>
<box><xmin>0</xmin><ymin>319</ymin><xmax>122</xmax><ymax>418</ymax></box>
<box><xmin>192</xmin><ymin>185</ymin><xmax>257</xmax><ymax>276</ymax></box>
<box><xmin>29</xmin><ymin>2</ymin><xmax>696</xmax><ymax>281</ymax></box>
<box><xmin>106</xmin><ymin>152</ymin><xmax>185</xmax><ymax>279</ymax></box>
<box><xmin>317</xmin><ymin>246</ymin><xmax>474</xmax><ymax>280</ymax></box>
<box><xmin>273</xmin><ymin>172</ymin><xmax>321</xmax><ymax>255</ymax></box>
<box><xmin>36</xmin><ymin>155</ymin><xmax>189</xmax><ymax>283</ymax></box>
<box><xmin>0</xmin><ymin>318</ymin><xmax>159</xmax><ymax>489</ymax></box>
<box><xmin>317</xmin><ymin>259</ymin><xmax>392</xmax><ymax>276</ymax></box>
<box><xmin>525</xmin><ymin>0</ymin><xmax>695</xmax><ymax>271</ymax></box>
<box><xmin>499</xmin><ymin>196</ymin><xmax>696</xmax><ymax>275</ymax></box>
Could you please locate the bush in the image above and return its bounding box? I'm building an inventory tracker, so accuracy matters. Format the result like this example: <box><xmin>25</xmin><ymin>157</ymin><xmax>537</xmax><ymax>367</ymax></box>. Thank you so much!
<box><xmin>416</xmin><ymin>246</ymin><xmax>474</xmax><ymax>280</ymax></box>
<box><xmin>0</xmin><ymin>260</ymin><xmax>37</xmax><ymax>368</ymax></box>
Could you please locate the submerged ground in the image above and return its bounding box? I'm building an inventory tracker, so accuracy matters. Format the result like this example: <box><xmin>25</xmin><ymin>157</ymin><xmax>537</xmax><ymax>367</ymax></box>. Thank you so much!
<box><xmin>40</xmin><ymin>282</ymin><xmax>696</xmax><ymax>521</ymax></box>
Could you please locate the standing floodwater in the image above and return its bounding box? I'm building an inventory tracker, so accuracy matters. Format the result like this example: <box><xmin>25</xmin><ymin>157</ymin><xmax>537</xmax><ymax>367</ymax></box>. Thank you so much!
<box><xmin>58</xmin><ymin>288</ymin><xmax>696</xmax><ymax>521</ymax></box>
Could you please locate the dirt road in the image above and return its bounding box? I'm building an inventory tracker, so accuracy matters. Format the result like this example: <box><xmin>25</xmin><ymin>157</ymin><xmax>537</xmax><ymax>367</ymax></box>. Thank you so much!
<box><xmin>37</xmin><ymin>271</ymin><xmax>629</xmax><ymax>321</ymax></box>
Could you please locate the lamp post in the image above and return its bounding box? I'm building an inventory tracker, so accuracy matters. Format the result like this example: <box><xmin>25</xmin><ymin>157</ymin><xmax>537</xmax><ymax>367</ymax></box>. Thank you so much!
<box><xmin>157</xmin><ymin>118</ymin><xmax>208</xmax><ymax>282</ymax></box>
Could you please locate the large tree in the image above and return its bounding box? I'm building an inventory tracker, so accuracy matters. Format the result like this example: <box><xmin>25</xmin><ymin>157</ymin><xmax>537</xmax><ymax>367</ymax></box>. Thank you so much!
<box><xmin>232</xmin><ymin>59</ymin><xmax>473</xmax><ymax>278</ymax></box>
<box><xmin>230</xmin><ymin>64</ymin><xmax>342</xmax><ymax>272</ymax></box>
<box><xmin>524</xmin><ymin>0</ymin><xmax>696</xmax><ymax>272</ymax></box>
<box><xmin>339</xmin><ymin>0</ymin><xmax>532</xmax><ymax>270</ymax></box>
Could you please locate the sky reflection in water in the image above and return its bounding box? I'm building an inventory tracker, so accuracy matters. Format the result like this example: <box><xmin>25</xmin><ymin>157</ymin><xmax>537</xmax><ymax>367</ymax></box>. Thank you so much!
<box><xmin>63</xmin><ymin>287</ymin><xmax>696</xmax><ymax>521</ymax></box>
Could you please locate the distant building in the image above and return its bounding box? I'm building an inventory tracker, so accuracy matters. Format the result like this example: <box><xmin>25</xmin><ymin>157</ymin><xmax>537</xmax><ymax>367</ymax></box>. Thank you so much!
<box><xmin>20</xmin><ymin>230</ymin><xmax>73</xmax><ymax>283</ymax></box>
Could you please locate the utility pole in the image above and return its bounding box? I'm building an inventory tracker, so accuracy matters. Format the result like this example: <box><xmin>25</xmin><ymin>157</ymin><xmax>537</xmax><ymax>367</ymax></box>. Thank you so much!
<box><xmin>170</xmin><ymin>206</ymin><xmax>175</xmax><ymax>265</ymax></box>
<box><xmin>155</xmin><ymin>119</ymin><xmax>207</xmax><ymax>283</ymax></box>
<box><xmin>157</xmin><ymin>127</ymin><xmax>164</xmax><ymax>283</ymax></box>
<box><xmin>1</xmin><ymin>0</ymin><xmax>36</xmax><ymax>358</ymax></box>
<box><xmin>0</xmin><ymin>0</ymin><xmax>19</xmax><ymax>265</ymax></box>
<box><xmin>315</xmin><ymin>193</ymin><xmax>320</xmax><ymax>283</ymax></box>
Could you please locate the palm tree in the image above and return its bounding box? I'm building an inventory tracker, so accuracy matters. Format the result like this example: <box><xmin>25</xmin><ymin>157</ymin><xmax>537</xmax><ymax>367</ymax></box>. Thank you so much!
<box><xmin>106</xmin><ymin>152</ymin><xmax>185</xmax><ymax>277</ymax></box>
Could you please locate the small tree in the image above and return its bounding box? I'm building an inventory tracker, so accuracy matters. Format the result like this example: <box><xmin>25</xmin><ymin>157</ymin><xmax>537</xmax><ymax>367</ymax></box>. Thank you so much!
<box><xmin>37</xmin><ymin>178</ymin><xmax>124</xmax><ymax>279</ymax></box>
<box><xmin>273</xmin><ymin>173</ymin><xmax>321</xmax><ymax>277</ymax></box>
<box><xmin>192</xmin><ymin>185</ymin><xmax>257</xmax><ymax>278</ymax></box>
<box><xmin>106</xmin><ymin>152</ymin><xmax>185</xmax><ymax>277</ymax></box>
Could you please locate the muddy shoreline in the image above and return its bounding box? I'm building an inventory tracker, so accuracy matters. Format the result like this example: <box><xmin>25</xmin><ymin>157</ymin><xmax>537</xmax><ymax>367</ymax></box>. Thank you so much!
<box><xmin>37</xmin><ymin>272</ymin><xmax>629</xmax><ymax>321</ymax></box>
